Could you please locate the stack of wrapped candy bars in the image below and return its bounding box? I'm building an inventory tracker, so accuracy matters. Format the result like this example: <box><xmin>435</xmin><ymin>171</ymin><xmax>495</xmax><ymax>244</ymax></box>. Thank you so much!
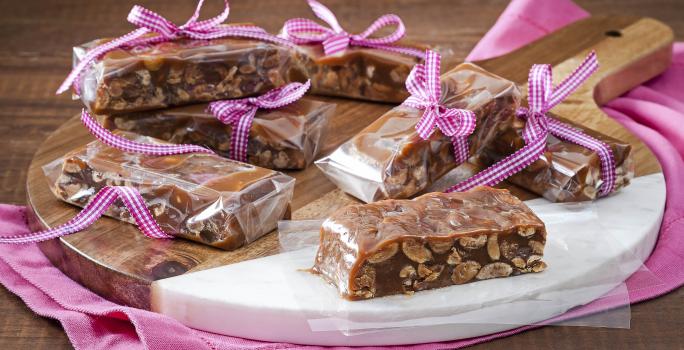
<box><xmin>34</xmin><ymin>0</ymin><xmax>437</xmax><ymax>253</ymax></box>
<box><xmin>14</xmin><ymin>0</ymin><xmax>632</xmax><ymax>300</ymax></box>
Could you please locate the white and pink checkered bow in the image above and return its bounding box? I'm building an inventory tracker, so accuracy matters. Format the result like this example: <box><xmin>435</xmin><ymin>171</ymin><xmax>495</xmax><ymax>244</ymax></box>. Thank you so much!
<box><xmin>281</xmin><ymin>0</ymin><xmax>425</xmax><ymax>58</ymax></box>
<box><xmin>403</xmin><ymin>50</ymin><xmax>476</xmax><ymax>164</ymax></box>
<box><xmin>447</xmin><ymin>51</ymin><xmax>617</xmax><ymax>196</ymax></box>
<box><xmin>0</xmin><ymin>186</ymin><xmax>174</xmax><ymax>244</ymax></box>
<box><xmin>207</xmin><ymin>80</ymin><xmax>311</xmax><ymax>162</ymax></box>
<box><xmin>57</xmin><ymin>0</ymin><xmax>293</xmax><ymax>94</ymax></box>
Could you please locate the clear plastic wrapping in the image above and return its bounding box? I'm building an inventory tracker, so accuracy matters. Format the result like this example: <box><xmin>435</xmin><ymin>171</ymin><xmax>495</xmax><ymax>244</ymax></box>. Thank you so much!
<box><xmin>95</xmin><ymin>98</ymin><xmax>335</xmax><ymax>170</ymax></box>
<box><xmin>290</xmin><ymin>45</ymin><xmax>424</xmax><ymax>103</ymax></box>
<box><xmin>315</xmin><ymin>63</ymin><xmax>521</xmax><ymax>203</ymax></box>
<box><xmin>317</xmin><ymin>62</ymin><xmax>634</xmax><ymax>204</ymax></box>
<box><xmin>472</xmin><ymin>113</ymin><xmax>635</xmax><ymax>202</ymax></box>
<box><xmin>277</xmin><ymin>192</ymin><xmax>660</xmax><ymax>333</ymax></box>
<box><xmin>43</xmin><ymin>131</ymin><xmax>295</xmax><ymax>251</ymax></box>
<box><xmin>74</xmin><ymin>34</ymin><xmax>305</xmax><ymax>115</ymax></box>
<box><xmin>73</xmin><ymin>33</ymin><xmax>433</xmax><ymax>115</ymax></box>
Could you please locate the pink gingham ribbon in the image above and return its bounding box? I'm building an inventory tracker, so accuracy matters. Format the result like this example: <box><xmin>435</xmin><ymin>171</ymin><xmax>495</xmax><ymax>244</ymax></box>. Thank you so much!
<box><xmin>447</xmin><ymin>51</ymin><xmax>617</xmax><ymax>196</ymax></box>
<box><xmin>2</xmin><ymin>107</ymin><xmax>219</xmax><ymax>244</ymax></box>
<box><xmin>207</xmin><ymin>80</ymin><xmax>311</xmax><ymax>162</ymax></box>
<box><xmin>81</xmin><ymin>109</ymin><xmax>214</xmax><ymax>156</ymax></box>
<box><xmin>0</xmin><ymin>186</ymin><xmax>173</xmax><ymax>244</ymax></box>
<box><xmin>4</xmin><ymin>109</ymin><xmax>217</xmax><ymax>244</ymax></box>
<box><xmin>281</xmin><ymin>0</ymin><xmax>425</xmax><ymax>58</ymax></box>
<box><xmin>57</xmin><ymin>0</ymin><xmax>294</xmax><ymax>94</ymax></box>
<box><xmin>403</xmin><ymin>50</ymin><xmax>476</xmax><ymax>163</ymax></box>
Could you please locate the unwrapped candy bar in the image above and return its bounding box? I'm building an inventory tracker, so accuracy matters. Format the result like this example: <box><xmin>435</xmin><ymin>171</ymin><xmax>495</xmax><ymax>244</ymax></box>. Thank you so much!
<box><xmin>97</xmin><ymin>98</ymin><xmax>335</xmax><ymax>170</ymax></box>
<box><xmin>74</xmin><ymin>36</ymin><xmax>305</xmax><ymax>114</ymax></box>
<box><xmin>44</xmin><ymin>132</ymin><xmax>295</xmax><ymax>250</ymax></box>
<box><xmin>312</xmin><ymin>186</ymin><xmax>547</xmax><ymax>300</ymax></box>
<box><xmin>316</xmin><ymin>63</ymin><xmax>521</xmax><ymax>203</ymax></box>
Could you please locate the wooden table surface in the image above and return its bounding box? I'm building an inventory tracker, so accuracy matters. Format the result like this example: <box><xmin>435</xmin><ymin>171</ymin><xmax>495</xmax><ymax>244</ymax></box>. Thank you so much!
<box><xmin>0</xmin><ymin>0</ymin><xmax>682</xmax><ymax>349</ymax></box>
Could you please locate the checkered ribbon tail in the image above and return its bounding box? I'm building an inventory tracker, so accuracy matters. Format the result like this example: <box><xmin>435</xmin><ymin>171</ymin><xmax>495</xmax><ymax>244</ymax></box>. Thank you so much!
<box><xmin>281</xmin><ymin>0</ymin><xmax>424</xmax><ymax>58</ymax></box>
<box><xmin>0</xmin><ymin>186</ymin><xmax>173</xmax><ymax>244</ymax></box>
<box><xmin>447</xmin><ymin>51</ymin><xmax>616</xmax><ymax>196</ymax></box>
<box><xmin>402</xmin><ymin>49</ymin><xmax>476</xmax><ymax>163</ymax></box>
<box><xmin>57</xmin><ymin>0</ymin><xmax>293</xmax><ymax>95</ymax></box>
<box><xmin>81</xmin><ymin>109</ymin><xmax>214</xmax><ymax>156</ymax></box>
<box><xmin>207</xmin><ymin>80</ymin><xmax>311</xmax><ymax>162</ymax></box>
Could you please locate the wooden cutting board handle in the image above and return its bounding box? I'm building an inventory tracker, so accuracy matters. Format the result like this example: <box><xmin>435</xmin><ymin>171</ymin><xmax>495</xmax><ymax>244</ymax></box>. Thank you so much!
<box><xmin>476</xmin><ymin>16</ymin><xmax>673</xmax><ymax>176</ymax></box>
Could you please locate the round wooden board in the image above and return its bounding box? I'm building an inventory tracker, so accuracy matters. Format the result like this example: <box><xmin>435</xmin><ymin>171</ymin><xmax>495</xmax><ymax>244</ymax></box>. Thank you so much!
<box><xmin>27</xmin><ymin>15</ymin><xmax>672</xmax><ymax>310</ymax></box>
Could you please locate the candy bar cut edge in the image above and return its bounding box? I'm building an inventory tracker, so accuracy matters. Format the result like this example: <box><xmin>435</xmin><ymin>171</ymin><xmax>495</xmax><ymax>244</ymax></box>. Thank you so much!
<box><xmin>311</xmin><ymin>187</ymin><xmax>547</xmax><ymax>300</ymax></box>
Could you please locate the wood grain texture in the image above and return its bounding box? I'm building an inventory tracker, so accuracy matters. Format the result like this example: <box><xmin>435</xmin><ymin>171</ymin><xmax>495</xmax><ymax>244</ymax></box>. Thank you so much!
<box><xmin>1</xmin><ymin>0</ymin><xmax>683</xmax><ymax>349</ymax></box>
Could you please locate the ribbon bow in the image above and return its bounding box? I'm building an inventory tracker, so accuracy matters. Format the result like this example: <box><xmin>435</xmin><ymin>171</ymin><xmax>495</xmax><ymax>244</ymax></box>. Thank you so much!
<box><xmin>447</xmin><ymin>51</ymin><xmax>617</xmax><ymax>197</ymax></box>
<box><xmin>281</xmin><ymin>0</ymin><xmax>424</xmax><ymax>59</ymax></box>
<box><xmin>402</xmin><ymin>50</ymin><xmax>476</xmax><ymax>163</ymax></box>
<box><xmin>208</xmin><ymin>80</ymin><xmax>311</xmax><ymax>162</ymax></box>
<box><xmin>57</xmin><ymin>0</ymin><xmax>293</xmax><ymax>94</ymax></box>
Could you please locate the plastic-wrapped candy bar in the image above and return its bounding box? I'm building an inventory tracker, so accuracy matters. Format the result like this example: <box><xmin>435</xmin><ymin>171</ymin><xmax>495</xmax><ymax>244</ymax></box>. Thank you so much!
<box><xmin>452</xmin><ymin>52</ymin><xmax>633</xmax><ymax>202</ymax></box>
<box><xmin>57</xmin><ymin>1</ymin><xmax>304</xmax><ymax>114</ymax></box>
<box><xmin>316</xmin><ymin>63</ymin><xmax>521</xmax><ymax>203</ymax></box>
<box><xmin>43</xmin><ymin>132</ymin><xmax>295</xmax><ymax>250</ymax></box>
<box><xmin>73</xmin><ymin>36</ymin><xmax>303</xmax><ymax>115</ymax></box>
<box><xmin>281</xmin><ymin>0</ymin><xmax>427</xmax><ymax>103</ymax></box>
<box><xmin>290</xmin><ymin>46</ymin><xmax>422</xmax><ymax>103</ymax></box>
<box><xmin>471</xmin><ymin>114</ymin><xmax>634</xmax><ymax>202</ymax></box>
<box><xmin>96</xmin><ymin>98</ymin><xmax>335</xmax><ymax>170</ymax></box>
<box><xmin>312</xmin><ymin>186</ymin><xmax>547</xmax><ymax>300</ymax></box>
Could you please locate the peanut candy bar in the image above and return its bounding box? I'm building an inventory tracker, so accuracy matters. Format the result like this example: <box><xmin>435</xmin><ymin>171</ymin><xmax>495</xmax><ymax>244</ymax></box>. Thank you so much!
<box><xmin>312</xmin><ymin>187</ymin><xmax>547</xmax><ymax>300</ymax></box>
<box><xmin>96</xmin><ymin>98</ymin><xmax>335</xmax><ymax>170</ymax></box>
<box><xmin>471</xmin><ymin>113</ymin><xmax>634</xmax><ymax>202</ymax></box>
<box><xmin>75</xmin><ymin>35</ymin><xmax>305</xmax><ymax>114</ymax></box>
<box><xmin>44</xmin><ymin>132</ymin><xmax>295</xmax><ymax>250</ymax></box>
<box><xmin>316</xmin><ymin>63</ymin><xmax>521</xmax><ymax>203</ymax></box>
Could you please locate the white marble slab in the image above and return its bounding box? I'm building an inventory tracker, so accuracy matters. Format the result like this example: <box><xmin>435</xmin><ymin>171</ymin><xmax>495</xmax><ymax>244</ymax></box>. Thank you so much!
<box><xmin>151</xmin><ymin>174</ymin><xmax>665</xmax><ymax>346</ymax></box>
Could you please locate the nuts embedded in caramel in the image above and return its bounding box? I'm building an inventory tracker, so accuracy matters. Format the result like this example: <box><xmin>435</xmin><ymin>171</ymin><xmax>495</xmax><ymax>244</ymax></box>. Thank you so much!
<box><xmin>312</xmin><ymin>187</ymin><xmax>547</xmax><ymax>300</ymax></box>
<box><xmin>77</xmin><ymin>37</ymin><xmax>298</xmax><ymax>115</ymax></box>
<box><xmin>446</xmin><ymin>248</ymin><xmax>462</xmax><ymax>265</ymax></box>
<box><xmin>476</xmin><ymin>262</ymin><xmax>513</xmax><ymax>280</ymax></box>
<box><xmin>98</xmin><ymin>98</ymin><xmax>334</xmax><ymax>170</ymax></box>
<box><xmin>459</xmin><ymin>235</ymin><xmax>487</xmax><ymax>249</ymax></box>
<box><xmin>48</xmin><ymin>132</ymin><xmax>295</xmax><ymax>251</ymax></box>
<box><xmin>367</xmin><ymin>243</ymin><xmax>399</xmax><ymax>264</ymax></box>
<box><xmin>428</xmin><ymin>240</ymin><xmax>453</xmax><ymax>254</ymax></box>
<box><xmin>452</xmin><ymin>261</ymin><xmax>481</xmax><ymax>284</ymax></box>
<box><xmin>402</xmin><ymin>239</ymin><xmax>433</xmax><ymax>263</ymax></box>
<box><xmin>487</xmin><ymin>235</ymin><xmax>500</xmax><ymax>261</ymax></box>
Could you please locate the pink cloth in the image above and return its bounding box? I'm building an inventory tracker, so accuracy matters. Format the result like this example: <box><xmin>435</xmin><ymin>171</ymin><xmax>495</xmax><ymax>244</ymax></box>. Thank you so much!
<box><xmin>1</xmin><ymin>0</ymin><xmax>683</xmax><ymax>348</ymax></box>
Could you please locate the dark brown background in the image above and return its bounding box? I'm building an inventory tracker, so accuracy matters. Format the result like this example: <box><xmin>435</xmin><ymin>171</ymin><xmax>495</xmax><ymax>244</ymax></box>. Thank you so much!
<box><xmin>0</xmin><ymin>0</ymin><xmax>682</xmax><ymax>349</ymax></box>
